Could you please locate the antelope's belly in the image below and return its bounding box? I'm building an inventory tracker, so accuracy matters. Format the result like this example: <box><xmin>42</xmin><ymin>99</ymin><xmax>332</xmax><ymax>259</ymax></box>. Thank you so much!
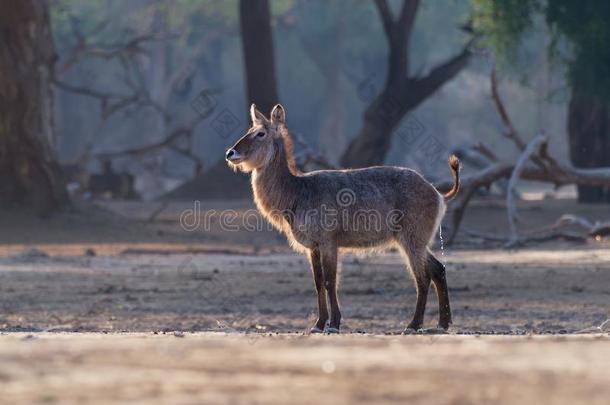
<box><xmin>336</xmin><ymin>229</ymin><xmax>395</xmax><ymax>248</ymax></box>
<box><xmin>285</xmin><ymin>222</ymin><xmax>395</xmax><ymax>251</ymax></box>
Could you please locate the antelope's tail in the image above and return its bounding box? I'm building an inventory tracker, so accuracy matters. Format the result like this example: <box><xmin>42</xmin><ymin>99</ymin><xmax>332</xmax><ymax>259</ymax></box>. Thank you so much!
<box><xmin>440</xmin><ymin>155</ymin><xmax>460</xmax><ymax>202</ymax></box>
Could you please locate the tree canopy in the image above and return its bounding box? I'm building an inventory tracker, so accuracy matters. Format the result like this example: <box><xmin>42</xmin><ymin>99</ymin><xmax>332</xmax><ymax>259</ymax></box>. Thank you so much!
<box><xmin>473</xmin><ymin>0</ymin><xmax>610</xmax><ymax>97</ymax></box>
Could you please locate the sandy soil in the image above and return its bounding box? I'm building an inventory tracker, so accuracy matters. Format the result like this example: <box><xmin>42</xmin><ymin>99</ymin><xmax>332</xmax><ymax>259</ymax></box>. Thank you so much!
<box><xmin>0</xmin><ymin>198</ymin><xmax>609</xmax><ymax>403</ymax></box>
<box><xmin>0</xmin><ymin>248</ymin><xmax>609</xmax><ymax>334</ymax></box>
<box><xmin>0</xmin><ymin>333</ymin><xmax>608</xmax><ymax>405</ymax></box>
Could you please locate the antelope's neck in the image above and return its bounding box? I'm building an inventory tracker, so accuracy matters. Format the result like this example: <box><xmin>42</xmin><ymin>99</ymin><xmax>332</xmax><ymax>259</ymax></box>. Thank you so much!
<box><xmin>251</xmin><ymin>140</ymin><xmax>300</xmax><ymax>218</ymax></box>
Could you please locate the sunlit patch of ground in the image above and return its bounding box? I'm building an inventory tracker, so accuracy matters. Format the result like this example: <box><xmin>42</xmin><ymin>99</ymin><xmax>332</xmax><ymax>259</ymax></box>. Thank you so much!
<box><xmin>0</xmin><ymin>249</ymin><xmax>608</xmax><ymax>334</ymax></box>
<box><xmin>0</xmin><ymin>199</ymin><xmax>608</xmax><ymax>403</ymax></box>
<box><xmin>0</xmin><ymin>333</ymin><xmax>609</xmax><ymax>404</ymax></box>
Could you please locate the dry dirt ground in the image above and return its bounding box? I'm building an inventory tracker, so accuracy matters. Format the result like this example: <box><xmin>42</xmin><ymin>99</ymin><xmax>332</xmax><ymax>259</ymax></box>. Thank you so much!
<box><xmin>0</xmin><ymin>198</ymin><xmax>609</xmax><ymax>403</ymax></box>
<box><xmin>1</xmin><ymin>333</ymin><xmax>609</xmax><ymax>404</ymax></box>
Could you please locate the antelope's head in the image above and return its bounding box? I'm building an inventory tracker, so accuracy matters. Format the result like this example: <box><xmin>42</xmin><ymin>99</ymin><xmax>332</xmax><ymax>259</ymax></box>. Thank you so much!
<box><xmin>226</xmin><ymin>103</ymin><xmax>286</xmax><ymax>172</ymax></box>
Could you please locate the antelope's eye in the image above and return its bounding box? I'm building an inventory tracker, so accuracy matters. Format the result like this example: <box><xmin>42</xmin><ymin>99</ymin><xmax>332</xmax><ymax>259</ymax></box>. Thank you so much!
<box><xmin>256</xmin><ymin>131</ymin><xmax>266</xmax><ymax>138</ymax></box>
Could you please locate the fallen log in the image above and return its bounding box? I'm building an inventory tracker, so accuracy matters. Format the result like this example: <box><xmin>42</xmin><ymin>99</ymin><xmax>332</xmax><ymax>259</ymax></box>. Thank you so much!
<box><xmin>435</xmin><ymin>158</ymin><xmax>610</xmax><ymax>245</ymax></box>
<box><xmin>434</xmin><ymin>69</ymin><xmax>610</xmax><ymax>246</ymax></box>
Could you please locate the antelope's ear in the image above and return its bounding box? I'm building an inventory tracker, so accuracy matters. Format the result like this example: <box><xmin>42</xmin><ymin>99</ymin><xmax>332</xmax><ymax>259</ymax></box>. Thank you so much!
<box><xmin>270</xmin><ymin>104</ymin><xmax>285</xmax><ymax>125</ymax></box>
<box><xmin>250</xmin><ymin>104</ymin><xmax>267</xmax><ymax>125</ymax></box>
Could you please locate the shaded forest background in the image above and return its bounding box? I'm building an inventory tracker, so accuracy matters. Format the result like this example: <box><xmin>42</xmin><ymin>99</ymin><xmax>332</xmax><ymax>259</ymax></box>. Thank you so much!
<box><xmin>4</xmin><ymin>0</ymin><xmax>609</xmax><ymax>221</ymax></box>
<box><xmin>49</xmin><ymin>0</ymin><xmax>567</xmax><ymax>200</ymax></box>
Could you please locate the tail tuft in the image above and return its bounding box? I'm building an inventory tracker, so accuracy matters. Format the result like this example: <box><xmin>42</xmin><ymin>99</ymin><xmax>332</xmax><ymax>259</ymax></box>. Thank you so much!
<box><xmin>448</xmin><ymin>154</ymin><xmax>459</xmax><ymax>171</ymax></box>
<box><xmin>443</xmin><ymin>155</ymin><xmax>460</xmax><ymax>201</ymax></box>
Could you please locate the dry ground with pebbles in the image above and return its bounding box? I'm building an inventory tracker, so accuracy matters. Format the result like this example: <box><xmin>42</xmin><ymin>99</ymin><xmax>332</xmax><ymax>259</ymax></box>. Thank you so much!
<box><xmin>0</xmin><ymin>249</ymin><xmax>609</xmax><ymax>334</ymax></box>
<box><xmin>0</xmin><ymin>198</ymin><xmax>609</xmax><ymax>403</ymax></box>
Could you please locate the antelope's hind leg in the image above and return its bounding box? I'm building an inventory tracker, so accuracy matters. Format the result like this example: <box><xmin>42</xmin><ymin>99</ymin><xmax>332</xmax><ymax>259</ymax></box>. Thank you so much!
<box><xmin>398</xmin><ymin>242</ymin><xmax>431</xmax><ymax>333</ymax></box>
<box><xmin>427</xmin><ymin>251</ymin><xmax>452</xmax><ymax>330</ymax></box>
<box><xmin>308</xmin><ymin>248</ymin><xmax>328</xmax><ymax>333</ymax></box>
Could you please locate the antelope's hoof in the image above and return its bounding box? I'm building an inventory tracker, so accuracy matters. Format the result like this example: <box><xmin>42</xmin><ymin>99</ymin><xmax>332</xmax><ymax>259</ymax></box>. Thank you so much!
<box><xmin>423</xmin><ymin>327</ymin><xmax>448</xmax><ymax>334</ymax></box>
<box><xmin>402</xmin><ymin>327</ymin><xmax>420</xmax><ymax>335</ymax></box>
<box><xmin>309</xmin><ymin>326</ymin><xmax>324</xmax><ymax>334</ymax></box>
<box><xmin>437</xmin><ymin>323</ymin><xmax>451</xmax><ymax>331</ymax></box>
<box><xmin>326</xmin><ymin>327</ymin><xmax>340</xmax><ymax>334</ymax></box>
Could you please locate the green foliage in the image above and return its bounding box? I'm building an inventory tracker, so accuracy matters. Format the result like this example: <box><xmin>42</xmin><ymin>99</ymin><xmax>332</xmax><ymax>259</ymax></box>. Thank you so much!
<box><xmin>472</xmin><ymin>0</ymin><xmax>610</xmax><ymax>98</ymax></box>
<box><xmin>546</xmin><ymin>0</ymin><xmax>610</xmax><ymax>95</ymax></box>
<box><xmin>471</xmin><ymin>0</ymin><xmax>540</xmax><ymax>64</ymax></box>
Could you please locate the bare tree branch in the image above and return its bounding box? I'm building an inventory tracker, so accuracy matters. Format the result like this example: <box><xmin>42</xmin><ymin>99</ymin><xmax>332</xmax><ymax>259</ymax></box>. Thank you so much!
<box><xmin>438</xmin><ymin>148</ymin><xmax>610</xmax><ymax>246</ymax></box>
<box><xmin>550</xmin><ymin>214</ymin><xmax>610</xmax><ymax>238</ymax></box>
<box><xmin>506</xmin><ymin>134</ymin><xmax>547</xmax><ymax>246</ymax></box>
<box><xmin>490</xmin><ymin>70</ymin><xmax>557</xmax><ymax>173</ymax></box>
<box><xmin>373</xmin><ymin>0</ymin><xmax>395</xmax><ymax>39</ymax></box>
<box><xmin>92</xmin><ymin>102</ymin><xmax>205</xmax><ymax>160</ymax></box>
<box><xmin>411</xmin><ymin>44</ymin><xmax>471</xmax><ymax>101</ymax></box>
<box><xmin>472</xmin><ymin>142</ymin><xmax>499</xmax><ymax>162</ymax></box>
<box><xmin>490</xmin><ymin>67</ymin><xmax>526</xmax><ymax>150</ymax></box>
<box><xmin>341</xmin><ymin>0</ymin><xmax>471</xmax><ymax>166</ymax></box>
<box><xmin>54</xmin><ymin>13</ymin><xmax>231</xmax><ymax>180</ymax></box>
<box><xmin>464</xmin><ymin>211</ymin><xmax>610</xmax><ymax>246</ymax></box>
<box><xmin>464</xmin><ymin>229</ymin><xmax>587</xmax><ymax>246</ymax></box>
<box><xmin>438</xmin><ymin>163</ymin><xmax>513</xmax><ymax>244</ymax></box>
<box><xmin>59</xmin><ymin>30</ymin><xmax>171</xmax><ymax>73</ymax></box>
<box><xmin>53</xmin><ymin>79</ymin><xmax>128</xmax><ymax>100</ymax></box>
<box><xmin>373</xmin><ymin>0</ymin><xmax>418</xmax><ymax>81</ymax></box>
<box><xmin>437</xmin><ymin>69</ymin><xmax>610</xmax><ymax>247</ymax></box>
<box><xmin>159</xmin><ymin>29</ymin><xmax>224</xmax><ymax>107</ymax></box>
<box><xmin>292</xmin><ymin>132</ymin><xmax>337</xmax><ymax>170</ymax></box>
<box><xmin>398</xmin><ymin>0</ymin><xmax>420</xmax><ymax>35</ymax></box>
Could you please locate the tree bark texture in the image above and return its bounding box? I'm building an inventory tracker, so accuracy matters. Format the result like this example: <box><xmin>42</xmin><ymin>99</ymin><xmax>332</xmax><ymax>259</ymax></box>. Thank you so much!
<box><xmin>568</xmin><ymin>80</ymin><xmax>610</xmax><ymax>203</ymax></box>
<box><xmin>340</xmin><ymin>0</ymin><xmax>470</xmax><ymax>168</ymax></box>
<box><xmin>0</xmin><ymin>0</ymin><xmax>67</xmax><ymax>215</ymax></box>
<box><xmin>239</xmin><ymin>0</ymin><xmax>280</xmax><ymax>114</ymax></box>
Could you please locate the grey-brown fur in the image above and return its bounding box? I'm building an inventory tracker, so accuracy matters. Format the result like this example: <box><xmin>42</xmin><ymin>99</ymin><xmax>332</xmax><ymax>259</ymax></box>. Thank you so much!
<box><xmin>226</xmin><ymin>104</ymin><xmax>460</xmax><ymax>333</ymax></box>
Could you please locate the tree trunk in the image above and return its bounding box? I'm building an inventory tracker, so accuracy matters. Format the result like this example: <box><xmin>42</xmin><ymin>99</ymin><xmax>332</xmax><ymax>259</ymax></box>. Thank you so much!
<box><xmin>318</xmin><ymin>82</ymin><xmax>347</xmax><ymax>164</ymax></box>
<box><xmin>341</xmin><ymin>89</ymin><xmax>404</xmax><ymax>168</ymax></box>
<box><xmin>340</xmin><ymin>48</ymin><xmax>469</xmax><ymax>169</ymax></box>
<box><xmin>0</xmin><ymin>0</ymin><xmax>66</xmax><ymax>215</ymax></box>
<box><xmin>239</xmin><ymin>0</ymin><xmax>279</xmax><ymax>114</ymax></box>
<box><xmin>339</xmin><ymin>0</ymin><xmax>470</xmax><ymax>168</ymax></box>
<box><xmin>163</xmin><ymin>0</ymin><xmax>281</xmax><ymax>202</ymax></box>
<box><xmin>290</xmin><ymin>9</ymin><xmax>346</xmax><ymax>164</ymax></box>
<box><xmin>568</xmin><ymin>81</ymin><xmax>610</xmax><ymax>203</ymax></box>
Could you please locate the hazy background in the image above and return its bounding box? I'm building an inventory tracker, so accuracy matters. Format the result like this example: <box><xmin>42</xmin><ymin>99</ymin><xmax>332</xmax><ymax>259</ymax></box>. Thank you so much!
<box><xmin>51</xmin><ymin>0</ymin><xmax>568</xmax><ymax>200</ymax></box>
<box><xmin>1</xmin><ymin>4</ymin><xmax>609</xmax><ymax>402</ymax></box>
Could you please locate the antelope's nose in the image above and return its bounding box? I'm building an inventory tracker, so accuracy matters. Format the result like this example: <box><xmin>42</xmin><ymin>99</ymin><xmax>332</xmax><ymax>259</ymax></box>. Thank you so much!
<box><xmin>225</xmin><ymin>149</ymin><xmax>240</xmax><ymax>161</ymax></box>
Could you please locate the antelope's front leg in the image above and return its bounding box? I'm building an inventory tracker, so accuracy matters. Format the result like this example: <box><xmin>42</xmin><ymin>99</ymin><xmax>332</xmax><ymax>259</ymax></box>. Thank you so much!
<box><xmin>320</xmin><ymin>244</ymin><xmax>341</xmax><ymax>333</ymax></box>
<box><xmin>308</xmin><ymin>248</ymin><xmax>328</xmax><ymax>333</ymax></box>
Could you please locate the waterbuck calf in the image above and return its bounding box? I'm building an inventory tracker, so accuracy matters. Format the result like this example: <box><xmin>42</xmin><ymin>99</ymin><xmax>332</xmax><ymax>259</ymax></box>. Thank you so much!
<box><xmin>226</xmin><ymin>104</ymin><xmax>460</xmax><ymax>334</ymax></box>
